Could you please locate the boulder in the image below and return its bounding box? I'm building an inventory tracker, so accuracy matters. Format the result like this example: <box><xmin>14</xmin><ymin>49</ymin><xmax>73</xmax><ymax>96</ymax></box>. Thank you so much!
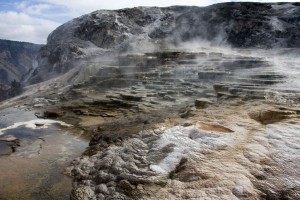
<box><xmin>249</xmin><ymin>108</ymin><xmax>297</xmax><ymax>124</ymax></box>
<box><xmin>195</xmin><ymin>98</ymin><xmax>213</xmax><ymax>109</ymax></box>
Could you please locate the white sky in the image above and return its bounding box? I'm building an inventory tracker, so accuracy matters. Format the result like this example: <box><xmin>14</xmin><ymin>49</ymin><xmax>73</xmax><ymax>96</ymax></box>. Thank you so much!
<box><xmin>0</xmin><ymin>0</ymin><xmax>298</xmax><ymax>44</ymax></box>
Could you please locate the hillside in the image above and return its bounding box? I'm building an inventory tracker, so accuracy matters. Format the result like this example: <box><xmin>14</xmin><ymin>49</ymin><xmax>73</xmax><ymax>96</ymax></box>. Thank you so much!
<box><xmin>29</xmin><ymin>2</ymin><xmax>300</xmax><ymax>84</ymax></box>
<box><xmin>0</xmin><ymin>39</ymin><xmax>42</xmax><ymax>100</ymax></box>
<box><xmin>0</xmin><ymin>39</ymin><xmax>41</xmax><ymax>85</ymax></box>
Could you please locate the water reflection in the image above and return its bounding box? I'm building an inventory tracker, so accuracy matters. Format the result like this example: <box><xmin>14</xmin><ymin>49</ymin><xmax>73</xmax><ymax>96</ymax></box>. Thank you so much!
<box><xmin>0</xmin><ymin>107</ymin><xmax>88</xmax><ymax>200</ymax></box>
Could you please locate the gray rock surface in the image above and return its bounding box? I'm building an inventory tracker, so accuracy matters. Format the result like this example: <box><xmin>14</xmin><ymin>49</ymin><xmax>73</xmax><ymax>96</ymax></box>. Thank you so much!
<box><xmin>69</xmin><ymin>126</ymin><xmax>238</xmax><ymax>200</ymax></box>
<box><xmin>29</xmin><ymin>2</ymin><xmax>300</xmax><ymax>84</ymax></box>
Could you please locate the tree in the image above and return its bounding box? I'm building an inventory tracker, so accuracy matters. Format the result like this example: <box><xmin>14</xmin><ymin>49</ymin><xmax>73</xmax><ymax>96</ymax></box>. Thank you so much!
<box><xmin>8</xmin><ymin>79</ymin><xmax>22</xmax><ymax>97</ymax></box>
<box><xmin>0</xmin><ymin>84</ymin><xmax>7</xmax><ymax>101</ymax></box>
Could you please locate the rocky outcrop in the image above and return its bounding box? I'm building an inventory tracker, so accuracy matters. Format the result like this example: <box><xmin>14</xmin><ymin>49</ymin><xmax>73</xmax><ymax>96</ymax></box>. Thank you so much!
<box><xmin>195</xmin><ymin>98</ymin><xmax>213</xmax><ymax>109</ymax></box>
<box><xmin>69</xmin><ymin>105</ymin><xmax>300</xmax><ymax>200</ymax></box>
<box><xmin>29</xmin><ymin>2</ymin><xmax>300</xmax><ymax>84</ymax></box>
<box><xmin>249</xmin><ymin>108</ymin><xmax>298</xmax><ymax>124</ymax></box>
<box><xmin>69</xmin><ymin>125</ymin><xmax>241</xmax><ymax>200</ymax></box>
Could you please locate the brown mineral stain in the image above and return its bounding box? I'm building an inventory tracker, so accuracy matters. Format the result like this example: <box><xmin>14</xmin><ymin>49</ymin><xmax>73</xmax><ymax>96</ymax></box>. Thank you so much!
<box><xmin>198</xmin><ymin>122</ymin><xmax>234</xmax><ymax>133</ymax></box>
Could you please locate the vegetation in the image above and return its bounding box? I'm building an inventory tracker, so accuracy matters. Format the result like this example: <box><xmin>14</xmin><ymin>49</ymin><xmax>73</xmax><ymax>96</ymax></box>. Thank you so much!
<box><xmin>0</xmin><ymin>79</ymin><xmax>23</xmax><ymax>101</ymax></box>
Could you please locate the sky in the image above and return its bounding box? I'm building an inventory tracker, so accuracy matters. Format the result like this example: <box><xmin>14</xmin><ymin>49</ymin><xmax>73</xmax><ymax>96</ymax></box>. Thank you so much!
<box><xmin>0</xmin><ymin>0</ymin><xmax>297</xmax><ymax>44</ymax></box>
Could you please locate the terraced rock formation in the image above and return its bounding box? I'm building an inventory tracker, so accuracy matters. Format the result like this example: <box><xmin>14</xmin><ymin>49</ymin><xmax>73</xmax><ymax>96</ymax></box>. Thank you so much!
<box><xmin>11</xmin><ymin>47</ymin><xmax>299</xmax><ymax>200</ymax></box>
<box><xmin>29</xmin><ymin>2</ymin><xmax>300</xmax><ymax>84</ymax></box>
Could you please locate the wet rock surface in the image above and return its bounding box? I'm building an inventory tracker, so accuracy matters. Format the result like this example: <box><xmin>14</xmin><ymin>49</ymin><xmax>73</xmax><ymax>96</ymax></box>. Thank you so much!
<box><xmin>38</xmin><ymin>48</ymin><xmax>298</xmax><ymax>200</ymax></box>
<box><xmin>0</xmin><ymin>107</ymin><xmax>88</xmax><ymax>200</ymax></box>
<box><xmin>3</xmin><ymin>47</ymin><xmax>300</xmax><ymax>200</ymax></box>
<box><xmin>68</xmin><ymin>102</ymin><xmax>300</xmax><ymax>200</ymax></box>
<box><xmin>3</xmin><ymin>46</ymin><xmax>300</xmax><ymax>199</ymax></box>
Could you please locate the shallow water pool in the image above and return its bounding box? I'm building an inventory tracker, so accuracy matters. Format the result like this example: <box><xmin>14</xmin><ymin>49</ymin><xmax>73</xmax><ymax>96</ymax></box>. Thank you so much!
<box><xmin>0</xmin><ymin>107</ymin><xmax>88</xmax><ymax>200</ymax></box>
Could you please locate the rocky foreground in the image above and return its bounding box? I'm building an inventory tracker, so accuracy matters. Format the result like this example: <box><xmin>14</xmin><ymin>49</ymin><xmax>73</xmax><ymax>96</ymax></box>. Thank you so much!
<box><xmin>64</xmin><ymin>49</ymin><xmax>300</xmax><ymax>200</ymax></box>
<box><xmin>3</xmin><ymin>47</ymin><xmax>299</xmax><ymax>199</ymax></box>
<box><xmin>69</xmin><ymin>102</ymin><xmax>300</xmax><ymax>200</ymax></box>
<box><xmin>0</xmin><ymin>39</ymin><xmax>41</xmax><ymax>87</ymax></box>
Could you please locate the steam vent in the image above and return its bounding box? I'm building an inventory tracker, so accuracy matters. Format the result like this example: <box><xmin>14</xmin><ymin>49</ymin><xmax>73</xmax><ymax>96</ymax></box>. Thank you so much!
<box><xmin>1</xmin><ymin>2</ymin><xmax>300</xmax><ymax>200</ymax></box>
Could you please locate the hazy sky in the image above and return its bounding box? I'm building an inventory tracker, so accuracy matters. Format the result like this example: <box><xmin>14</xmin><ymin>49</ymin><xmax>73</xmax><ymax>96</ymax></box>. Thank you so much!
<box><xmin>0</xmin><ymin>0</ymin><xmax>297</xmax><ymax>44</ymax></box>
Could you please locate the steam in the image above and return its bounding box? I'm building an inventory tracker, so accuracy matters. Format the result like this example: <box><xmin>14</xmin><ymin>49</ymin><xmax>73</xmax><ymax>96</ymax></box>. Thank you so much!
<box><xmin>21</xmin><ymin>3</ymin><xmax>300</xmax><ymax>108</ymax></box>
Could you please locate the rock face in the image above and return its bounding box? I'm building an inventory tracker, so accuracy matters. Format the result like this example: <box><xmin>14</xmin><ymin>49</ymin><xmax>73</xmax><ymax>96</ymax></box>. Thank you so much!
<box><xmin>29</xmin><ymin>2</ymin><xmax>300</xmax><ymax>83</ymax></box>
<box><xmin>249</xmin><ymin>108</ymin><xmax>297</xmax><ymax>124</ymax></box>
<box><xmin>70</xmin><ymin>126</ymin><xmax>241</xmax><ymax>200</ymax></box>
<box><xmin>0</xmin><ymin>39</ymin><xmax>41</xmax><ymax>87</ymax></box>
